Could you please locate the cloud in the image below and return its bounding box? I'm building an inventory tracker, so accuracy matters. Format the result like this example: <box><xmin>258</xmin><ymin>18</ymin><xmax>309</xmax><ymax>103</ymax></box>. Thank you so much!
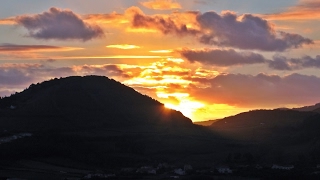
<box><xmin>179</xmin><ymin>48</ymin><xmax>266</xmax><ymax>66</ymax></box>
<box><xmin>263</xmin><ymin>0</ymin><xmax>320</xmax><ymax>20</ymax></box>
<box><xmin>179</xmin><ymin>47</ymin><xmax>320</xmax><ymax>70</ymax></box>
<box><xmin>132</xmin><ymin>11</ymin><xmax>199</xmax><ymax>36</ymax></box>
<box><xmin>0</xmin><ymin>18</ymin><xmax>16</xmax><ymax>25</ymax></box>
<box><xmin>269</xmin><ymin>55</ymin><xmax>320</xmax><ymax>70</ymax></box>
<box><xmin>0</xmin><ymin>63</ymin><xmax>132</xmax><ymax>96</ymax></box>
<box><xmin>188</xmin><ymin>73</ymin><xmax>320</xmax><ymax>107</ymax></box>
<box><xmin>196</xmin><ymin>12</ymin><xmax>313</xmax><ymax>51</ymax></box>
<box><xmin>83</xmin><ymin>12</ymin><xmax>129</xmax><ymax>24</ymax></box>
<box><xmin>130</xmin><ymin>10</ymin><xmax>313</xmax><ymax>51</ymax></box>
<box><xmin>140</xmin><ymin>0</ymin><xmax>182</xmax><ymax>10</ymax></box>
<box><xmin>76</xmin><ymin>64</ymin><xmax>131</xmax><ymax>78</ymax></box>
<box><xmin>15</xmin><ymin>7</ymin><xmax>104</xmax><ymax>41</ymax></box>
<box><xmin>106</xmin><ymin>44</ymin><xmax>141</xmax><ymax>49</ymax></box>
<box><xmin>149</xmin><ymin>49</ymin><xmax>173</xmax><ymax>53</ymax></box>
<box><xmin>0</xmin><ymin>43</ymin><xmax>82</xmax><ymax>52</ymax></box>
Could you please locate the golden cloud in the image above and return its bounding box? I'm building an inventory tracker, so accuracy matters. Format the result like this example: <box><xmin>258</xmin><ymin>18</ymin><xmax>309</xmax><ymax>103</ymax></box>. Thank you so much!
<box><xmin>106</xmin><ymin>44</ymin><xmax>141</xmax><ymax>49</ymax></box>
<box><xmin>140</xmin><ymin>0</ymin><xmax>182</xmax><ymax>10</ymax></box>
<box><xmin>0</xmin><ymin>18</ymin><xmax>16</xmax><ymax>25</ymax></box>
<box><xmin>263</xmin><ymin>0</ymin><xmax>320</xmax><ymax>20</ymax></box>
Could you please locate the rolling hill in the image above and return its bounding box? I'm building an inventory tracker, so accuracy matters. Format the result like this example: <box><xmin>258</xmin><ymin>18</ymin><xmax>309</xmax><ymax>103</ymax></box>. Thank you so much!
<box><xmin>0</xmin><ymin>76</ymin><xmax>224</xmax><ymax>170</ymax></box>
<box><xmin>1</xmin><ymin>75</ymin><xmax>320</xmax><ymax>179</ymax></box>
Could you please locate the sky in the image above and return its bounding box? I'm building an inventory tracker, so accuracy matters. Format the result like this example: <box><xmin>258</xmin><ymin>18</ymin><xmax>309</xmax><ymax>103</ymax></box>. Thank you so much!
<box><xmin>1</xmin><ymin>0</ymin><xmax>320</xmax><ymax>122</ymax></box>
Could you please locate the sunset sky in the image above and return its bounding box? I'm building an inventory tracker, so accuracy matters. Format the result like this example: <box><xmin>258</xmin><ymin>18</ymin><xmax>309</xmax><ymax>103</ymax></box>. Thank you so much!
<box><xmin>1</xmin><ymin>0</ymin><xmax>320</xmax><ymax>121</ymax></box>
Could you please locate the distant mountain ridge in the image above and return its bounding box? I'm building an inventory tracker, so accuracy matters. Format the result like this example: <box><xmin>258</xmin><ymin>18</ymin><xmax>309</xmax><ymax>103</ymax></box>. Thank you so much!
<box><xmin>292</xmin><ymin>103</ymin><xmax>320</xmax><ymax>112</ymax></box>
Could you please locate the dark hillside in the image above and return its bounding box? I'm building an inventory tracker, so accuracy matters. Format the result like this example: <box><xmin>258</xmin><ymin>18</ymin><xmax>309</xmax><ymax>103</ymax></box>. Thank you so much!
<box><xmin>210</xmin><ymin>109</ymin><xmax>317</xmax><ymax>142</ymax></box>
<box><xmin>0</xmin><ymin>76</ymin><xmax>192</xmax><ymax>131</ymax></box>
<box><xmin>0</xmin><ymin>76</ymin><xmax>224</xmax><ymax>170</ymax></box>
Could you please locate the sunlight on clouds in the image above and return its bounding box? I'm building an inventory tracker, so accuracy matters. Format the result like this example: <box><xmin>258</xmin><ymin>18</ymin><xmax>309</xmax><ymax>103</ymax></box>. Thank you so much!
<box><xmin>165</xmin><ymin>101</ymin><xmax>204</xmax><ymax>120</ymax></box>
<box><xmin>166</xmin><ymin>58</ymin><xmax>184</xmax><ymax>63</ymax></box>
<box><xmin>140</xmin><ymin>0</ymin><xmax>182</xmax><ymax>10</ymax></box>
<box><xmin>126</xmin><ymin>27</ymin><xmax>158</xmax><ymax>33</ymax></box>
<box><xmin>149</xmin><ymin>49</ymin><xmax>173</xmax><ymax>53</ymax></box>
<box><xmin>106</xmin><ymin>44</ymin><xmax>141</xmax><ymax>49</ymax></box>
<box><xmin>192</xmin><ymin>103</ymin><xmax>244</xmax><ymax>121</ymax></box>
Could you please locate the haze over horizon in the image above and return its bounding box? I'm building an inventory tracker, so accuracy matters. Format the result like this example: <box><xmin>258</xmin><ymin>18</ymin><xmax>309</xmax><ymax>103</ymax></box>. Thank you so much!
<box><xmin>1</xmin><ymin>0</ymin><xmax>320</xmax><ymax>121</ymax></box>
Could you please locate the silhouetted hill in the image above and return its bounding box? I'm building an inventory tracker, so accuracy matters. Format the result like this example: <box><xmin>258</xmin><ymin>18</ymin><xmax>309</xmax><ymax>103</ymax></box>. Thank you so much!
<box><xmin>0</xmin><ymin>76</ymin><xmax>225</xmax><ymax>171</ymax></box>
<box><xmin>0</xmin><ymin>76</ymin><xmax>192</xmax><ymax>132</ymax></box>
<box><xmin>193</xmin><ymin>120</ymin><xmax>217</xmax><ymax>126</ymax></box>
<box><xmin>2</xmin><ymin>76</ymin><xmax>320</xmax><ymax>179</ymax></box>
<box><xmin>210</xmin><ymin>109</ymin><xmax>318</xmax><ymax>141</ymax></box>
<box><xmin>313</xmin><ymin>107</ymin><xmax>320</xmax><ymax>113</ymax></box>
<box><xmin>209</xmin><ymin>109</ymin><xmax>320</xmax><ymax>163</ymax></box>
<box><xmin>292</xmin><ymin>103</ymin><xmax>320</xmax><ymax>112</ymax></box>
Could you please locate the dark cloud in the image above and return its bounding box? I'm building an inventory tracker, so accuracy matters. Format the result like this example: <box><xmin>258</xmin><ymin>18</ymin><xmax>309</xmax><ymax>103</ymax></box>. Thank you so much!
<box><xmin>179</xmin><ymin>48</ymin><xmax>320</xmax><ymax>70</ymax></box>
<box><xmin>179</xmin><ymin>48</ymin><xmax>266</xmax><ymax>66</ymax></box>
<box><xmin>132</xmin><ymin>13</ymin><xmax>198</xmax><ymax>36</ymax></box>
<box><xmin>188</xmin><ymin>73</ymin><xmax>320</xmax><ymax>107</ymax></box>
<box><xmin>269</xmin><ymin>55</ymin><xmax>320</xmax><ymax>70</ymax></box>
<box><xmin>46</xmin><ymin>59</ymin><xmax>56</xmax><ymax>63</ymax></box>
<box><xmin>80</xmin><ymin>64</ymin><xmax>130</xmax><ymax>78</ymax></box>
<box><xmin>15</xmin><ymin>7</ymin><xmax>104</xmax><ymax>41</ymax></box>
<box><xmin>196</xmin><ymin>12</ymin><xmax>313</xmax><ymax>51</ymax></box>
<box><xmin>0</xmin><ymin>66</ymin><xmax>36</xmax><ymax>86</ymax></box>
<box><xmin>0</xmin><ymin>43</ymin><xmax>61</xmax><ymax>51</ymax></box>
<box><xmin>0</xmin><ymin>63</ymin><xmax>132</xmax><ymax>97</ymax></box>
<box><xmin>130</xmin><ymin>10</ymin><xmax>313</xmax><ymax>51</ymax></box>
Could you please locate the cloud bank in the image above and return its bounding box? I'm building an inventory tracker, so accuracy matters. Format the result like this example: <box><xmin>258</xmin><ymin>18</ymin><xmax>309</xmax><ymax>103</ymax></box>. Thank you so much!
<box><xmin>140</xmin><ymin>0</ymin><xmax>182</xmax><ymax>10</ymax></box>
<box><xmin>15</xmin><ymin>7</ymin><xmax>104</xmax><ymax>41</ymax></box>
<box><xmin>131</xmin><ymin>10</ymin><xmax>313</xmax><ymax>51</ymax></box>
<box><xmin>263</xmin><ymin>0</ymin><xmax>320</xmax><ymax>20</ymax></box>
<box><xmin>179</xmin><ymin>48</ymin><xmax>320</xmax><ymax>70</ymax></box>
<box><xmin>188</xmin><ymin>73</ymin><xmax>320</xmax><ymax>107</ymax></box>
<box><xmin>179</xmin><ymin>48</ymin><xmax>266</xmax><ymax>66</ymax></box>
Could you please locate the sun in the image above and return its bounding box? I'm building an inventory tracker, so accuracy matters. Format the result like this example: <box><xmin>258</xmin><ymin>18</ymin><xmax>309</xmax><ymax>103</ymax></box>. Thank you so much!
<box><xmin>164</xmin><ymin>100</ymin><xmax>204</xmax><ymax>120</ymax></box>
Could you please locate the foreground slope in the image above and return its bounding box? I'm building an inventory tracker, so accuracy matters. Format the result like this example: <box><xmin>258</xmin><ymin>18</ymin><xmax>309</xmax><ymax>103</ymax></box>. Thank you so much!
<box><xmin>0</xmin><ymin>76</ymin><xmax>223</xmax><ymax>168</ymax></box>
<box><xmin>0</xmin><ymin>76</ymin><xmax>192</xmax><ymax>131</ymax></box>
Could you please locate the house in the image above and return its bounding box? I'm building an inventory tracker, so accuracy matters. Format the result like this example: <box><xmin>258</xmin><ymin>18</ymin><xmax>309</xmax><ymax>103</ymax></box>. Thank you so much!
<box><xmin>216</xmin><ymin>166</ymin><xmax>232</xmax><ymax>174</ymax></box>
<box><xmin>272</xmin><ymin>164</ymin><xmax>294</xmax><ymax>170</ymax></box>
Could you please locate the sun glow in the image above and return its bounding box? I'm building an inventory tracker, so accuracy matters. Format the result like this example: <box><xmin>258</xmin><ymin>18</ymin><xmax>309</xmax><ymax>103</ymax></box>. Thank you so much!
<box><xmin>149</xmin><ymin>49</ymin><xmax>173</xmax><ymax>53</ymax></box>
<box><xmin>106</xmin><ymin>44</ymin><xmax>141</xmax><ymax>49</ymax></box>
<box><xmin>165</xmin><ymin>100</ymin><xmax>204</xmax><ymax>119</ymax></box>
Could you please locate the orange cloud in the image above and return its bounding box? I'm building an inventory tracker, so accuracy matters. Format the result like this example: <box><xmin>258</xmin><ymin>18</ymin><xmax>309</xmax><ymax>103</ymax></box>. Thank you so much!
<box><xmin>149</xmin><ymin>49</ymin><xmax>173</xmax><ymax>53</ymax></box>
<box><xmin>0</xmin><ymin>44</ymin><xmax>83</xmax><ymax>52</ymax></box>
<box><xmin>140</xmin><ymin>0</ymin><xmax>182</xmax><ymax>10</ymax></box>
<box><xmin>83</xmin><ymin>12</ymin><xmax>129</xmax><ymax>24</ymax></box>
<box><xmin>263</xmin><ymin>0</ymin><xmax>320</xmax><ymax>20</ymax></box>
<box><xmin>0</xmin><ymin>18</ymin><xmax>16</xmax><ymax>25</ymax></box>
<box><xmin>106</xmin><ymin>44</ymin><xmax>141</xmax><ymax>49</ymax></box>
